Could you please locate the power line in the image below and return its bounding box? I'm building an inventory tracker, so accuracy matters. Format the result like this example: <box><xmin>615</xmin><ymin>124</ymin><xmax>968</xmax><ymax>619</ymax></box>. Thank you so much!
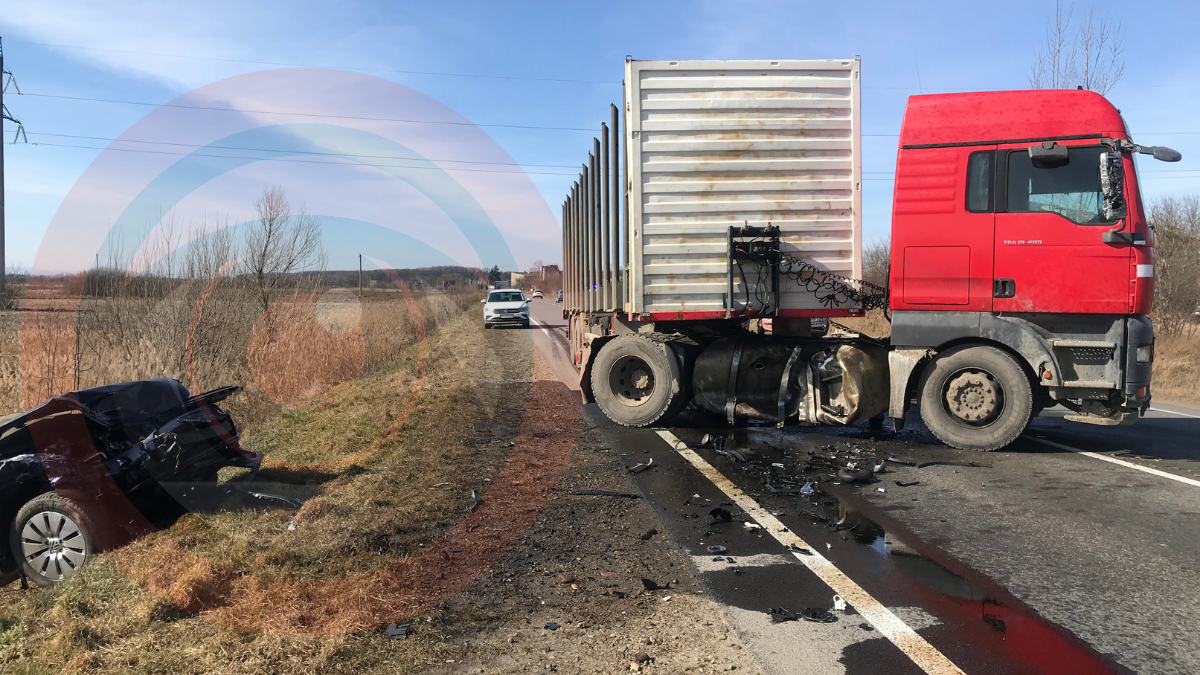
<box><xmin>25</xmin><ymin>131</ymin><xmax>581</xmax><ymax>169</ymax></box>
<box><xmin>18</xmin><ymin>92</ymin><xmax>600</xmax><ymax>132</ymax></box>
<box><xmin>21</xmin><ymin>140</ymin><xmax>581</xmax><ymax>175</ymax></box>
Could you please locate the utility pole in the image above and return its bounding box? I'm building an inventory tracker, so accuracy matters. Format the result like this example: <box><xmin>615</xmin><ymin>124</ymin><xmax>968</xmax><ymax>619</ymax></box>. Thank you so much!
<box><xmin>1</xmin><ymin>37</ymin><xmax>26</xmax><ymax>302</ymax></box>
<box><xmin>358</xmin><ymin>253</ymin><xmax>362</xmax><ymax>297</ymax></box>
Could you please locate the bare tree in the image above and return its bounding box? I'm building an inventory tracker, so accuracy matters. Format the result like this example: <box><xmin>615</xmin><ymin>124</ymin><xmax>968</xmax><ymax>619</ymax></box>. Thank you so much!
<box><xmin>241</xmin><ymin>185</ymin><xmax>327</xmax><ymax>315</ymax></box>
<box><xmin>862</xmin><ymin>237</ymin><xmax>891</xmax><ymax>289</ymax></box>
<box><xmin>1030</xmin><ymin>1</ymin><xmax>1124</xmax><ymax>94</ymax></box>
<box><xmin>1149</xmin><ymin>196</ymin><xmax>1200</xmax><ymax>336</ymax></box>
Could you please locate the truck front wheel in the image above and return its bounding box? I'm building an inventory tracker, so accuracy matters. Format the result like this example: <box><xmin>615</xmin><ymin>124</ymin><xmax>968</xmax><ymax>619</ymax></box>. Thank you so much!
<box><xmin>919</xmin><ymin>345</ymin><xmax>1033</xmax><ymax>451</ymax></box>
<box><xmin>591</xmin><ymin>336</ymin><xmax>688</xmax><ymax>427</ymax></box>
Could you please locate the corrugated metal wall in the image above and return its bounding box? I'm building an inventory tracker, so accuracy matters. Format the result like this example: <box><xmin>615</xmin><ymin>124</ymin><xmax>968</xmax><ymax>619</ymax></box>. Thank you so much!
<box><xmin>625</xmin><ymin>59</ymin><xmax>862</xmax><ymax>316</ymax></box>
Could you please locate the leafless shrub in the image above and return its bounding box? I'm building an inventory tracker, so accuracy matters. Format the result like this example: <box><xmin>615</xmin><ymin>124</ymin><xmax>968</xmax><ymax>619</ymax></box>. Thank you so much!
<box><xmin>1149</xmin><ymin>195</ymin><xmax>1200</xmax><ymax>337</ymax></box>
<box><xmin>1030</xmin><ymin>1</ymin><xmax>1124</xmax><ymax>94</ymax></box>
<box><xmin>862</xmin><ymin>236</ymin><xmax>891</xmax><ymax>289</ymax></box>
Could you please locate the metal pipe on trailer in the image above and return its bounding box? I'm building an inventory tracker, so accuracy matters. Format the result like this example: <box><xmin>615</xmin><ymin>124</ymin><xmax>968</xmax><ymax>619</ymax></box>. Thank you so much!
<box><xmin>582</xmin><ymin>161</ymin><xmax>591</xmax><ymax>312</ymax></box>
<box><xmin>601</xmin><ymin>123</ymin><xmax>611</xmax><ymax>312</ymax></box>
<box><xmin>610</xmin><ymin>103</ymin><xmax>620</xmax><ymax>314</ymax></box>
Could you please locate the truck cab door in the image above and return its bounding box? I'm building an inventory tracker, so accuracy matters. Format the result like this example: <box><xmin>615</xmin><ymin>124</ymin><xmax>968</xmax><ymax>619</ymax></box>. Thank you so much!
<box><xmin>891</xmin><ymin>146</ymin><xmax>996</xmax><ymax>312</ymax></box>
<box><xmin>993</xmin><ymin>143</ymin><xmax>1131</xmax><ymax>314</ymax></box>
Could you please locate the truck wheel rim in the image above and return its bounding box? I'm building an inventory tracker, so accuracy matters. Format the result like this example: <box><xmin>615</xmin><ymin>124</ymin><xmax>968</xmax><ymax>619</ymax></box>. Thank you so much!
<box><xmin>609</xmin><ymin>355</ymin><xmax>655</xmax><ymax>407</ymax></box>
<box><xmin>943</xmin><ymin>369</ymin><xmax>1004</xmax><ymax>426</ymax></box>
<box><xmin>21</xmin><ymin>511</ymin><xmax>88</xmax><ymax>582</ymax></box>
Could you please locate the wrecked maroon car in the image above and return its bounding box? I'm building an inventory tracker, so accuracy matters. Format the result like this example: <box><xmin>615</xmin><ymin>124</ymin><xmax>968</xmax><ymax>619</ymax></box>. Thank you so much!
<box><xmin>0</xmin><ymin>378</ymin><xmax>262</xmax><ymax>587</ymax></box>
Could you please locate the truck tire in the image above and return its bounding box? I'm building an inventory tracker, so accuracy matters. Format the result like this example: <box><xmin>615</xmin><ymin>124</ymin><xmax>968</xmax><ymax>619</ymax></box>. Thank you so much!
<box><xmin>9</xmin><ymin>492</ymin><xmax>95</xmax><ymax>587</ymax></box>
<box><xmin>591</xmin><ymin>336</ymin><xmax>687</xmax><ymax>427</ymax></box>
<box><xmin>919</xmin><ymin>345</ymin><xmax>1033</xmax><ymax>451</ymax></box>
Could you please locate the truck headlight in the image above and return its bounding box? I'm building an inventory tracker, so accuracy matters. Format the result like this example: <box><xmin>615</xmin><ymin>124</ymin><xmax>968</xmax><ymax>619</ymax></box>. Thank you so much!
<box><xmin>1136</xmin><ymin>344</ymin><xmax>1153</xmax><ymax>363</ymax></box>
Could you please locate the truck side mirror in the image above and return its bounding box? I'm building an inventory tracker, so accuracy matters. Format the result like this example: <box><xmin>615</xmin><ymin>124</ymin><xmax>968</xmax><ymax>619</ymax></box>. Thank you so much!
<box><xmin>1028</xmin><ymin>141</ymin><xmax>1069</xmax><ymax>168</ymax></box>
<box><xmin>1148</xmin><ymin>146</ymin><xmax>1182</xmax><ymax>162</ymax></box>
<box><xmin>1099</xmin><ymin>151</ymin><xmax>1127</xmax><ymax>221</ymax></box>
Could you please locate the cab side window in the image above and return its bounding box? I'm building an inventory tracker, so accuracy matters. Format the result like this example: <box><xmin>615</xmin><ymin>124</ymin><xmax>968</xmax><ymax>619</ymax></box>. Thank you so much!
<box><xmin>966</xmin><ymin>151</ymin><xmax>995</xmax><ymax>212</ymax></box>
<box><xmin>1005</xmin><ymin>146</ymin><xmax>1113</xmax><ymax>225</ymax></box>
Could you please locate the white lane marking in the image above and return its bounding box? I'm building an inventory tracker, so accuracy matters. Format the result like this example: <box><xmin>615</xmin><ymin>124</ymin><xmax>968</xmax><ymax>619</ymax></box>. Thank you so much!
<box><xmin>656</xmin><ymin>430</ymin><xmax>966</xmax><ymax>675</ymax></box>
<box><xmin>1149</xmin><ymin>407</ymin><xmax>1200</xmax><ymax>419</ymax></box>
<box><xmin>1025</xmin><ymin>436</ymin><xmax>1200</xmax><ymax>488</ymax></box>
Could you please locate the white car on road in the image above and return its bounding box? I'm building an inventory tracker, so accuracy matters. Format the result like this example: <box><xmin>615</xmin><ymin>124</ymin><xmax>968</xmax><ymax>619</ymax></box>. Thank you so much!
<box><xmin>482</xmin><ymin>290</ymin><xmax>530</xmax><ymax>329</ymax></box>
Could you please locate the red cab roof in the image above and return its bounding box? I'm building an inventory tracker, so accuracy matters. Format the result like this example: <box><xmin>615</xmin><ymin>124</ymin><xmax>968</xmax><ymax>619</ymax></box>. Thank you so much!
<box><xmin>898</xmin><ymin>90</ymin><xmax>1126</xmax><ymax>148</ymax></box>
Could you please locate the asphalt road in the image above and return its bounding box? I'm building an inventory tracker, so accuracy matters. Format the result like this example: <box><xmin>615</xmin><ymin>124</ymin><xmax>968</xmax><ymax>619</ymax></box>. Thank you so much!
<box><xmin>527</xmin><ymin>300</ymin><xmax>1200</xmax><ymax>675</ymax></box>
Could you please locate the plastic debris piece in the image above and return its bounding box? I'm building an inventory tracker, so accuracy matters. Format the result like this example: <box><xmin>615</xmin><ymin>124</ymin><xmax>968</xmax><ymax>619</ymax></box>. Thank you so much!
<box><xmin>800</xmin><ymin>482</ymin><xmax>814</xmax><ymax>496</ymax></box>
<box><xmin>788</xmin><ymin>544</ymin><xmax>813</xmax><ymax>556</ymax></box>
<box><xmin>640</xmin><ymin>528</ymin><xmax>658</xmax><ymax>540</ymax></box>
<box><xmin>887</xmin><ymin>457</ymin><xmax>916</xmax><ymax>466</ymax></box>
<box><xmin>440</xmin><ymin>617</ymin><xmax>454</xmax><ymax>626</ymax></box>
<box><xmin>801</xmin><ymin>607</ymin><xmax>838</xmax><ymax>623</ymax></box>
<box><xmin>837</xmin><ymin>466</ymin><xmax>874</xmax><ymax>483</ymax></box>
<box><xmin>744</xmin><ymin>522</ymin><xmax>762</xmax><ymax>531</ymax></box>
<box><xmin>628</xmin><ymin>458</ymin><xmax>654</xmax><ymax>473</ymax></box>
<box><xmin>706</xmin><ymin>545</ymin><xmax>727</xmax><ymax>554</ymax></box>
<box><xmin>771</xmin><ymin>462</ymin><xmax>785</xmax><ymax>468</ymax></box>
<box><xmin>385</xmin><ymin>623</ymin><xmax>412</xmax><ymax>640</ymax></box>
<box><xmin>468</xmin><ymin>489</ymin><xmax>481</xmax><ymax>512</ymax></box>
<box><xmin>859</xmin><ymin>623</ymin><xmax>875</xmax><ymax>631</ymax></box>
<box><xmin>613</xmin><ymin>591</ymin><xmax>625</xmax><ymax>599</ymax></box>
<box><xmin>876</xmin><ymin>487</ymin><xmax>886</xmax><ymax>493</ymax></box>
<box><xmin>768</xmin><ymin>608</ymin><xmax>799</xmax><ymax>623</ymax></box>
<box><xmin>896</xmin><ymin>480</ymin><xmax>920</xmax><ymax>487</ymax></box>
<box><xmin>287</xmin><ymin>521</ymin><xmax>296</xmax><ymax>531</ymax></box>
<box><xmin>641</xmin><ymin>578</ymin><xmax>662</xmax><ymax>591</ymax></box>
<box><xmin>544</xmin><ymin>622</ymin><xmax>560</xmax><ymax>631</ymax></box>
<box><xmin>569</xmin><ymin>489</ymin><xmax>641</xmax><ymax>498</ymax></box>
<box><xmin>693</xmin><ymin>493</ymin><xmax>701</xmax><ymax>499</ymax></box>
<box><xmin>826</xmin><ymin>543</ymin><xmax>832</xmax><ymax>551</ymax></box>
<box><xmin>708</xmin><ymin>507</ymin><xmax>733</xmax><ymax>523</ymax></box>
<box><xmin>833</xmin><ymin>595</ymin><xmax>847</xmax><ymax>612</ymax></box>
<box><xmin>873</xmin><ymin>463</ymin><xmax>884</xmax><ymax>473</ymax></box>
<box><xmin>700</xmin><ymin>434</ymin><xmax>713</xmax><ymax>447</ymax></box>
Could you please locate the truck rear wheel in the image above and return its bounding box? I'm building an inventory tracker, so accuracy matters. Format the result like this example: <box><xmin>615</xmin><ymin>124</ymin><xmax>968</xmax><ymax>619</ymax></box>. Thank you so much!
<box><xmin>919</xmin><ymin>345</ymin><xmax>1033</xmax><ymax>451</ymax></box>
<box><xmin>591</xmin><ymin>336</ymin><xmax>687</xmax><ymax>427</ymax></box>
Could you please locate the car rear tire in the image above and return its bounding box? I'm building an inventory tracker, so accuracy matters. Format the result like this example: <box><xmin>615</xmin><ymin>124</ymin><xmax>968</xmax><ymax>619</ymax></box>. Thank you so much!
<box><xmin>591</xmin><ymin>336</ymin><xmax>688</xmax><ymax>427</ymax></box>
<box><xmin>9</xmin><ymin>492</ymin><xmax>95</xmax><ymax>587</ymax></box>
<box><xmin>919</xmin><ymin>345</ymin><xmax>1033</xmax><ymax>451</ymax></box>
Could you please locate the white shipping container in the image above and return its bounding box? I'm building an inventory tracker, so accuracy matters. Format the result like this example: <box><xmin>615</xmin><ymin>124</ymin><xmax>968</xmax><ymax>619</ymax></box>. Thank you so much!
<box><xmin>624</xmin><ymin>58</ymin><xmax>863</xmax><ymax>317</ymax></box>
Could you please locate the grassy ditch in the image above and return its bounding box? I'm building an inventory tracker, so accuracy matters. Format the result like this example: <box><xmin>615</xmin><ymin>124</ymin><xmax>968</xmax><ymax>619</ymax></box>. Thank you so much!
<box><xmin>0</xmin><ymin>305</ymin><xmax>544</xmax><ymax>673</ymax></box>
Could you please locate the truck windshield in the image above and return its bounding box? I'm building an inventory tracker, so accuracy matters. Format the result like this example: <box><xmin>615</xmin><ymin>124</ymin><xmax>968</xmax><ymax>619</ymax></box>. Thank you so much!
<box><xmin>1006</xmin><ymin>146</ymin><xmax>1113</xmax><ymax>225</ymax></box>
<box><xmin>488</xmin><ymin>292</ymin><xmax>524</xmax><ymax>303</ymax></box>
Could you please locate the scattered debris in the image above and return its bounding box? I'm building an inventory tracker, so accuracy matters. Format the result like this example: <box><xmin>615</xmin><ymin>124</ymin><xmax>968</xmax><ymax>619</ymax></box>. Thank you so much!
<box><xmin>895</xmin><ymin>480</ymin><xmax>921</xmax><ymax>487</ymax></box>
<box><xmin>743</xmin><ymin>522</ymin><xmax>762</xmax><ymax>531</ymax></box>
<box><xmin>628</xmin><ymin>458</ymin><xmax>654</xmax><ymax>473</ymax></box>
<box><xmin>287</xmin><ymin>521</ymin><xmax>296</xmax><ymax>531</ymax></box>
<box><xmin>800</xmin><ymin>482</ymin><xmax>814</xmax><ymax>496</ymax></box>
<box><xmin>706</xmin><ymin>545</ymin><xmax>727</xmax><ymax>554</ymax></box>
<box><xmin>468</xmin><ymin>489</ymin><xmax>481</xmax><ymax>512</ymax></box>
<box><xmin>887</xmin><ymin>457</ymin><xmax>916</xmax><ymax>466</ymax></box>
<box><xmin>833</xmin><ymin>595</ymin><xmax>847</xmax><ymax>612</ymax></box>
<box><xmin>700</xmin><ymin>434</ymin><xmax>714</xmax><ymax>447</ymax></box>
<box><xmin>544</xmin><ymin>622</ymin><xmax>560</xmax><ymax>631</ymax></box>
<box><xmin>876</xmin><ymin>488</ymin><xmax>886</xmax><ymax>493</ymax></box>
<box><xmin>788</xmin><ymin>544</ymin><xmax>813</xmax><ymax>556</ymax></box>
<box><xmin>771</xmin><ymin>462</ymin><xmax>785</xmax><ymax>468</ymax></box>
<box><xmin>385</xmin><ymin>623</ymin><xmax>412</xmax><ymax>640</ymax></box>
<box><xmin>859</xmin><ymin>623</ymin><xmax>874</xmax><ymax>631</ymax></box>
<box><xmin>559</xmin><ymin>573</ymin><xmax>575</xmax><ymax>584</ymax></box>
<box><xmin>800</xmin><ymin>607</ymin><xmax>838</xmax><ymax>623</ymax></box>
<box><xmin>569</xmin><ymin>489</ymin><xmax>641</xmax><ymax>499</ymax></box>
<box><xmin>640</xmin><ymin>529</ymin><xmax>658</xmax><ymax>541</ymax></box>
<box><xmin>613</xmin><ymin>591</ymin><xmax>625</xmax><ymax>599</ymax></box>
<box><xmin>439</xmin><ymin>617</ymin><xmax>454</xmax><ymax>626</ymax></box>
<box><xmin>642</xmin><ymin>578</ymin><xmax>663</xmax><ymax>591</ymax></box>
<box><xmin>873</xmin><ymin>462</ymin><xmax>885</xmax><ymax>473</ymax></box>
<box><xmin>630</xmin><ymin>653</ymin><xmax>654</xmax><ymax>671</ymax></box>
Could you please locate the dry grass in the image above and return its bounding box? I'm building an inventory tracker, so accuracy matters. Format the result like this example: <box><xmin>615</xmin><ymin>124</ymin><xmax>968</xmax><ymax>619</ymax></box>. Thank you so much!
<box><xmin>1152</xmin><ymin>332</ymin><xmax>1200</xmax><ymax>405</ymax></box>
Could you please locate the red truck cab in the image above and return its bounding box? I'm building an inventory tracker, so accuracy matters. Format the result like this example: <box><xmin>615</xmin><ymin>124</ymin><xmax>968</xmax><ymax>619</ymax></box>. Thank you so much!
<box><xmin>886</xmin><ymin>90</ymin><xmax>1170</xmax><ymax>447</ymax></box>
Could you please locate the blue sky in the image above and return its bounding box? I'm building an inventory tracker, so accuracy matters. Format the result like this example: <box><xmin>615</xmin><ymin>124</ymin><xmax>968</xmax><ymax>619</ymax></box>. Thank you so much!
<box><xmin>1</xmin><ymin>0</ymin><xmax>1197</xmax><ymax>273</ymax></box>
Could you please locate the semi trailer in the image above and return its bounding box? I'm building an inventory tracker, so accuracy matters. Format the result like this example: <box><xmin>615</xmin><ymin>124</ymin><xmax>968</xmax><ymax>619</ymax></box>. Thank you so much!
<box><xmin>561</xmin><ymin>58</ymin><xmax>1180</xmax><ymax>451</ymax></box>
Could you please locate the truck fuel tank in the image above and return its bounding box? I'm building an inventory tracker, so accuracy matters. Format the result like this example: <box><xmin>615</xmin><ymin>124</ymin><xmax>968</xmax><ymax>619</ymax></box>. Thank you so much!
<box><xmin>692</xmin><ymin>335</ymin><xmax>889</xmax><ymax>426</ymax></box>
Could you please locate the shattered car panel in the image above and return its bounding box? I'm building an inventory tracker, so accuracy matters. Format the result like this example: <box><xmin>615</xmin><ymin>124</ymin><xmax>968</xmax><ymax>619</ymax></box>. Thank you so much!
<box><xmin>0</xmin><ymin>378</ymin><xmax>261</xmax><ymax>579</ymax></box>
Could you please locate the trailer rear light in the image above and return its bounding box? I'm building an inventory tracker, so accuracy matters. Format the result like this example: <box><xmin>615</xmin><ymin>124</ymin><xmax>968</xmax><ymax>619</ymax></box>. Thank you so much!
<box><xmin>1136</xmin><ymin>344</ymin><xmax>1153</xmax><ymax>363</ymax></box>
<box><xmin>1137</xmin><ymin>387</ymin><xmax>1147</xmax><ymax>398</ymax></box>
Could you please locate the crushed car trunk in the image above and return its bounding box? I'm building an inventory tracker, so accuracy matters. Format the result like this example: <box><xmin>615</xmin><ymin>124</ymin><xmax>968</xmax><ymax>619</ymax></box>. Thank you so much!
<box><xmin>0</xmin><ymin>379</ymin><xmax>263</xmax><ymax>577</ymax></box>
